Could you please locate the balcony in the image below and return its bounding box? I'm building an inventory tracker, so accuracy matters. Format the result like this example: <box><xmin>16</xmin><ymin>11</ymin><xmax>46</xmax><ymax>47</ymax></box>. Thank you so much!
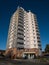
<box><xmin>18</xmin><ymin>28</ymin><xmax>24</xmax><ymax>32</ymax></box>
<box><xmin>18</xmin><ymin>24</ymin><xmax>23</xmax><ymax>28</ymax></box>
<box><xmin>37</xmin><ymin>40</ymin><xmax>41</xmax><ymax>43</ymax></box>
<box><xmin>17</xmin><ymin>32</ymin><xmax>24</xmax><ymax>35</ymax></box>
<box><xmin>17</xmin><ymin>42</ymin><xmax>24</xmax><ymax>44</ymax></box>
<box><xmin>17</xmin><ymin>34</ymin><xmax>24</xmax><ymax>38</ymax></box>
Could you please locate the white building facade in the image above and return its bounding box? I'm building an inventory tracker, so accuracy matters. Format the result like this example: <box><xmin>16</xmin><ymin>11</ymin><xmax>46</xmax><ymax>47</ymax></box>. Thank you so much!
<box><xmin>6</xmin><ymin>7</ymin><xmax>42</xmax><ymax>57</ymax></box>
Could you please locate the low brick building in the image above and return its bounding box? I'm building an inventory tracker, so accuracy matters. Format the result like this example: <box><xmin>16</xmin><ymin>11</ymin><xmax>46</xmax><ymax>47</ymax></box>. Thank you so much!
<box><xmin>0</xmin><ymin>50</ymin><xmax>5</xmax><ymax>56</ymax></box>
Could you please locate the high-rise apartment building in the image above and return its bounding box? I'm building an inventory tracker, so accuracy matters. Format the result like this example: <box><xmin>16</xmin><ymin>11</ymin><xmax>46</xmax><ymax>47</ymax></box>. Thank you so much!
<box><xmin>6</xmin><ymin>7</ymin><xmax>42</xmax><ymax>59</ymax></box>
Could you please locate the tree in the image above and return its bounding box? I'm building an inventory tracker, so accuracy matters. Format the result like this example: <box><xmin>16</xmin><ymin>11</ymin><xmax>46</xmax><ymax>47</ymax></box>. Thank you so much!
<box><xmin>45</xmin><ymin>44</ymin><xmax>49</xmax><ymax>53</ymax></box>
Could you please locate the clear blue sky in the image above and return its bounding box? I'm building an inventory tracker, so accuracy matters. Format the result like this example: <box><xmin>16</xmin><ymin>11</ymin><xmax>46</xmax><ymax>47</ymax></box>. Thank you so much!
<box><xmin>0</xmin><ymin>0</ymin><xmax>49</xmax><ymax>51</ymax></box>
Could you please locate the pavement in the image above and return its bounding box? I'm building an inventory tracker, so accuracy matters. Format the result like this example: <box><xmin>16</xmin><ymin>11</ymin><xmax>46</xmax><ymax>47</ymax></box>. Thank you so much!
<box><xmin>0</xmin><ymin>59</ymin><xmax>49</xmax><ymax>65</ymax></box>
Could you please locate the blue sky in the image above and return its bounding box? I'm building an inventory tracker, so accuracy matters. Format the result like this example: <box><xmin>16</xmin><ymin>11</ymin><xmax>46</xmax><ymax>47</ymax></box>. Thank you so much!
<box><xmin>0</xmin><ymin>0</ymin><xmax>49</xmax><ymax>51</ymax></box>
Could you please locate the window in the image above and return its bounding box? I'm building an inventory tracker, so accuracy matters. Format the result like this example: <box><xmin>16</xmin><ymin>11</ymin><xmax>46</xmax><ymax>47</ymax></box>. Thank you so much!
<box><xmin>34</xmin><ymin>44</ymin><xmax>36</xmax><ymax>46</ymax></box>
<box><xmin>36</xmin><ymin>27</ymin><xmax>39</xmax><ymax>29</ymax></box>
<box><xmin>37</xmin><ymin>41</ymin><xmax>41</xmax><ymax>43</ymax></box>
<box><xmin>17</xmin><ymin>32</ymin><xmax>23</xmax><ymax>35</ymax></box>
<box><xmin>18</xmin><ymin>28</ymin><xmax>24</xmax><ymax>32</ymax></box>
<box><xmin>33</xmin><ymin>30</ymin><xmax>34</xmax><ymax>31</ymax></box>
<box><xmin>37</xmin><ymin>33</ymin><xmax>40</xmax><ymax>35</ymax></box>
<box><xmin>35</xmin><ymin>24</ymin><xmax>38</xmax><ymax>26</ymax></box>
<box><xmin>19</xmin><ymin>21</ymin><xmax>24</xmax><ymax>24</ymax></box>
<box><xmin>17</xmin><ymin>42</ymin><xmax>24</xmax><ymax>44</ymax></box>
<box><xmin>36</xmin><ymin>30</ymin><xmax>39</xmax><ymax>32</ymax></box>
<box><xmin>17</xmin><ymin>47</ymin><xmax>24</xmax><ymax>50</ymax></box>
<box><xmin>34</xmin><ymin>40</ymin><xmax>36</xmax><ymax>43</ymax></box>
<box><xmin>34</xmin><ymin>19</ymin><xmax>36</xmax><ymax>22</ymax></box>
<box><xmin>40</xmin><ymin>48</ymin><xmax>42</xmax><ymax>50</ymax></box>
<box><xmin>34</xmin><ymin>36</ymin><xmax>35</xmax><ymax>39</ymax></box>
<box><xmin>17</xmin><ymin>37</ymin><xmax>23</xmax><ymax>40</ymax></box>
<box><xmin>18</xmin><ymin>24</ymin><xmax>23</xmax><ymax>28</ymax></box>
<box><xmin>37</xmin><ymin>37</ymin><xmax>40</xmax><ymax>39</ymax></box>
<box><xmin>33</xmin><ymin>33</ymin><xmax>35</xmax><ymax>35</ymax></box>
<box><xmin>38</xmin><ymin>44</ymin><xmax>41</xmax><ymax>46</ymax></box>
<box><xmin>33</xmin><ymin>27</ymin><xmax>34</xmax><ymax>28</ymax></box>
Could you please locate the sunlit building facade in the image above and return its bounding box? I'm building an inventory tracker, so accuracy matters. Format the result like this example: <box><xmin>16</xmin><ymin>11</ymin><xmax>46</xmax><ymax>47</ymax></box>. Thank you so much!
<box><xmin>6</xmin><ymin>7</ymin><xmax>42</xmax><ymax>59</ymax></box>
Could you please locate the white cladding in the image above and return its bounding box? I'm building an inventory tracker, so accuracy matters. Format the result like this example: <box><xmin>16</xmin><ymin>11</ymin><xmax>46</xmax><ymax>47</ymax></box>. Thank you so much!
<box><xmin>24</xmin><ymin>11</ymin><xmax>38</xmax><ymax>48</ymax></box>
